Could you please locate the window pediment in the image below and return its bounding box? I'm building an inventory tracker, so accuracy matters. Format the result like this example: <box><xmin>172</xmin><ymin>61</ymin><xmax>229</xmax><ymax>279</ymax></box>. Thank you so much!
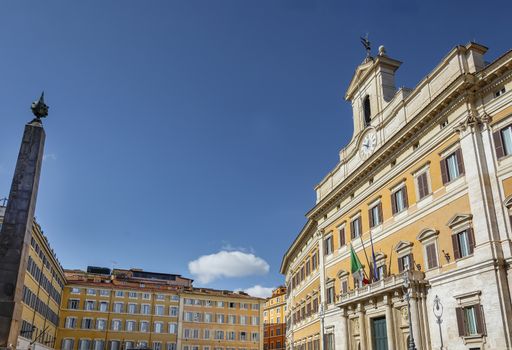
<box><xmin>504</xmin><ymin>195</ymin><xmax>512</xmax><ymax>208</ymax></box>
<box><xmin>395</xmin><ymin>240</ymin><xmax>413</xmax><ymax>254</ymax></box>
<box><xmin>417</xmin><ymin>228</ymin><xmax>439</xmax><ymax>242</ymax></box>
<box><xmin>326</xmin><ymin>277</ymin><xmax>335</xmax><ymax>285</ymax></box>
<box><xmin>374</xmin><ymin>252</ymin><xmax>387</xmax><ymax>262</ymax></box>
<box><xmin>447</xmin><ymin>213</ymin><xmax>472</xmax><ymax>229</ymax></box>
<box><xmin>337</xmin><ymin>269</ymin><xmax>349</xmax><ymax>278</ymax></box>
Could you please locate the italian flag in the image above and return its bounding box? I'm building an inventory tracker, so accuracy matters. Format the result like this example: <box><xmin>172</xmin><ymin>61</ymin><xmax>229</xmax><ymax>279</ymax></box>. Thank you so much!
<box><xmin>350</xmin><ymin>244</ymin><xmax>369</xmax><ymax>286</ymax></box>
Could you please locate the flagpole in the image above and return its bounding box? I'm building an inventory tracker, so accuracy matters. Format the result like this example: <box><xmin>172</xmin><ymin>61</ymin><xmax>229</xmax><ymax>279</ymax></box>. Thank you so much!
<box><xmin>369</xmin><ymin>230</ymin><xmax>378</xmax><ymax>281</ymax></box>
<box><xmin>358</xmin><ymin>232</ymin><xmax>372</xmax><ymax>282</ymax></box>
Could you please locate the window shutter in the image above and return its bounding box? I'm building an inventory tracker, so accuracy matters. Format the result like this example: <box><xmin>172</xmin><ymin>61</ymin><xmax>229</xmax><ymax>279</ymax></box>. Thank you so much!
<box><xmin>391</xmin><ymin>191</ymin><xmax>397</xmax><ymax>214</ymax></box>
<box><xmin>456</xmin><ymin>148</ymin><xmax>465</xmax><ymax>176</ymax></box>
<box><xmin>452</xmin><ymin>234</ymin><xmax>461</xmax><ymax>260</ymax></box>
<box><xmin>358</xmin><ymin>218</ymin><xmax>362</xmax><ymax>236</ymax></box>
<box><xmin>423</xmin><ymin>173</ymin><xmax>430</xmax><ymax>196</ymax></box>
<box><xmin>339</xmin><ymin>228</ymin><xmax>345</xmax><ymax>247</ymax></box>
<box><xmin>468</xmin><ymin>228</ymin><xmax>476</xmax><ymax>254</ymax></box>
<box><xmin>426</xmin><ymin>243</ymin><xmax>438</xmax><ymax>269</ymax></box>
<box><xmin>397</xmin><ymin>257</ymin><xmax>404</xmax><ymax>273</ymax></box>
<box><xmin>476</xmin><ymin>304</ymin><xmax>486</xmax><ymax>335</ymax></box>
<box><xmin>378</xmin><ymin>203</ymin><xmax>383</xmax><ymax>224</ymax></box>
<box><xmin>493</xmin><ymin>130</ymin><xmax>505</xmax><ymax>159</ymax></box>
<box><xmin>403</xmin><ymin>186</ymin><xmax>409</xmax><ymax>207</ymax></box>
<box><xmin>409</xmin><ymin>254</ymin><xmax>415</xmax><ymax>269</ymax></box>
<box><xmin>456</xmin><ymin>307</ymin><xmax>466</xmax><ymax>336</ymax></box>
<box><xmin>350</xmin><ymin>221</ymin><xmax>355</xmax><ymax>239</ymax></box>
<box><xmin>417</xmin><ymin>175</ymin><xmax>424</xmax><ymax>199</ymax></box>
<box><xmin>368</xmin><ymin>208</ymin><xmax>374</xmax><ymax>228</ymax></box>
<box><xmin>440</xmin><ymin>159</ymin><xmax>449</xmax><ymax>184</ymax></box>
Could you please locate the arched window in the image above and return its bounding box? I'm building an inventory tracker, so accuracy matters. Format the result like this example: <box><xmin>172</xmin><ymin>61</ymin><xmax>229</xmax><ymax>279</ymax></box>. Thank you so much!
<box><xmin>363</xmin><ymin>95</ymin><xmax>371</xmax><ymax>127</ymax></box>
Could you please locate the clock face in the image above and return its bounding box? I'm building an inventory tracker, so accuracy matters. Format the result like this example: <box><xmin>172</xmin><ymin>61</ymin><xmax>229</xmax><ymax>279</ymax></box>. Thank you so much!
<box><xmin>360</xmin><ymin>132</ymin><xmax>377</xmax><ymax>157</ymax></box>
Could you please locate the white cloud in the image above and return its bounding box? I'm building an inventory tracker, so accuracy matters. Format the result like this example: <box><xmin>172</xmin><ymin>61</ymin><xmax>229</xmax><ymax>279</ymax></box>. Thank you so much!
<box><xmin>241</xmin><ymin>285</ymin><xmax>275</xmax><ymax>298</ymax></box>
<box><xmin>188</xmin><ymin>250</ymin><xmax>270</xmax><ymax>284</ymax></box>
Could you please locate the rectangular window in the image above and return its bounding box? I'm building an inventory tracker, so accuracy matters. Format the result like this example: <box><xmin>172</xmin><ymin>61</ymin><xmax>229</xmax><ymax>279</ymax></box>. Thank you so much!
<box><xmin>311</xmin><ymin>253</ymin><xmax>318</xmax><ymax>270</ymax></box>
<box><xmin>126</xmin><ymin>320</ymin><xmax>135</xmax><ymax>331</ymax></box>
<box><xmin>154</xmin><ymin>322</ymin><xmax>163</xmax><ymax>333</ymax></box>
<box><xmin>155</xmin><ymin>305</ymin><xmax>164</xmax><ymax>316</ymax></box>
<box><xmin>339</xmin><ymin>226</ymin><xmax>346</xmax><ymax>247</ymax></box>
<box><xmin>85</xmin><ymin>300</ymin><xmax>96</xmax><ymax>311</ymax></box>
<box><xmin>168</xmin><ymin>323</ymin><xmax>177</xmax><ymax>334</ymax></box>
<box><xmin>416</xmin><ymin>171</ymin><xmax>430</xmax><ymax>200</ymax></box>
<box><xmin>140</xmin><ymin>321</ymin><xmax>149</xmax><ymax>332</ymax></box>
<box><xmin>170</xmin><ymin>306</ymin><xmax>178</xmax><ymax>316</ymax></box>
<box><xmin>324</xmin><ymin>235</ymin><xmax>334</xmax><ymax>255</ymax></box>
<box><xmin>128</xmin><ymin>291</ymin><xmax>137</xmax><ymax>298</ymax></box>
<box><xmin>425</xmin><ymin>243</ymin><xmax>438</xmax><ymax>269</ymax></box>
<box><xmin>456</xmin><ymin>304</ymin><xmax>486</xmax><ymax>336</ymax></box>
<box><xmin>495</xmin><ymin>124</ymin><xmax>512</xmax><ymax>158</ymax></box>
<box><xmin>65</xmin><ymin>317</ymin><xmax>76</xmax><ymax>328</ymax></box>
<box><xmin>452</xmin><ymin>229</ymin><xmax>475</xmax><ymax>259</ymax></box>
<box><xmin>398</xmin><ymin>254</ymin><xmax>414</xmax><ymax>273</ymax></box>
<box><xmin>141</xmin><ymin>304</ymin><xmax>150</xmax><ymax>314</ymax></box>
<box><xmin>127</xmin><ymin>303</ymin><xmax>136</xmax><ymax>314</ymax></box>
<box><xmin>113</xmin><ymin>302</ymin><xmax>124</xmax><ymax>313</ymax></box>
<box><xmin>441</xmin><ymin>149</ymin><xmax>464</xmax><ymax>184</ymax></box>
<box><xmin>369</xmin><ymin>202</ymin><xmax>382</xmax><ymax>228</ymax></box>
<box><xmin>350</xmin><ymin>217</ymin><xmax>362</xmax><ymax>239</ymax></box>
<box><xmin>68</xmin><ymin>299</ymin><xmax>79</xmax><ymax>309</ymax></box>
<box><xmin>341</xmin><ymin>280</ymin><xmax>348</xmax><ymax>294</ymax></box>
<box><xmin>99</xmin><ymin>301</ymin><xmax>108</xmax><ymax>312</ymax></box>
<box><xmin>96</xmin><ymin>319</ymin><xmax>106</xmax><ymax>330</ymax></box>
<box><xmin>115</xmin><ymin>290</ymin><xmax>124</xmax><ymax>297</ymax></box>
<box><xmin>167</xmin><ymin>344</ymin><xmax>176</xmax><ymax>350</ymax></box>
<box><xmin>326</xmin><ymin>286</ymin><xmax>335</xmax><ymax>304</ymax></box>
<box><xmin>391</xmin><ymin>186</ymin><xmax>408</xmax><ymax>214</ymax></box>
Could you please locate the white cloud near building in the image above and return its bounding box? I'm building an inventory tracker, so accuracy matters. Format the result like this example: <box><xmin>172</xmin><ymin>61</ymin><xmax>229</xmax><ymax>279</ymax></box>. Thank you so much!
<box><xmin>188</xmin><ymin>250</ymin><xmax>270</xmax><ymax>284</ymax></box>
<box><xmin>240</xmin><ymin>285</ymin><xmax>274</xmax><ymax>298</ymax></box>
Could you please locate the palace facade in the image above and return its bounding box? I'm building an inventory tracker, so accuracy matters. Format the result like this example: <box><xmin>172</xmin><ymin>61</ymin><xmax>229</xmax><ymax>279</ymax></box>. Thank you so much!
<box><xmin>263</xmin><ymin>287</ymin><xmax>286</xmax><ymax>350</ymax></box>
<box><xmin>280</xmin><ymin>43</ymin><xmax>512</xmax><ymax>350</ymax></box>
<box><xmin>0</xmin><ymin>205</ymin><xmax>66</xmax><ymax>350</ymax></box>
<box><xmin>56</xmin><ymin>267</ymin><xmax>264</xmax><ymax>350</ymax></box>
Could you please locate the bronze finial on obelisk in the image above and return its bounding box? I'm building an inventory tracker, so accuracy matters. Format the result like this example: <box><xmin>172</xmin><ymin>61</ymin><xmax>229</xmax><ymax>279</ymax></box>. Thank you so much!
<box><xmin>0</xmin><ymin>94</ymin><xmax>48</xmax><ymax>348</ymax></box>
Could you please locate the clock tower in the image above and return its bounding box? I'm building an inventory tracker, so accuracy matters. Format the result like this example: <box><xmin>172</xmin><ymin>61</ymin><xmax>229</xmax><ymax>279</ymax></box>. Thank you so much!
<box><xmin>345</xmin><ymin>45</ymin><xmax>402</xmax><ymax>140</ymax></box>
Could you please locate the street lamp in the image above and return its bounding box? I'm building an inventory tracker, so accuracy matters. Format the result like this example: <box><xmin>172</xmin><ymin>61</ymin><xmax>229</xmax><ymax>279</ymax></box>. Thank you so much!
<box><xmin>433</xmin><ymin>295</ymin><xmax>444</xmax><ymax>349</ymax></box>
<box><xmin>403</xmin><ymin>275</ymin><xmax>417</xmax><ymax>350</ymax></box>
<box><xmin>319</xmin><ymin>304</ymin><xmax>326</xmax><ymax>350</ymax></box>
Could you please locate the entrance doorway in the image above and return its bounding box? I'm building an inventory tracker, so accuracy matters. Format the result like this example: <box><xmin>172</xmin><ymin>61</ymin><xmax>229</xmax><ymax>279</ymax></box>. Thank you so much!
<box><xmin>371</xmin><ymin>317</ymin><xmax>388</xmax><ymax>350</ymax></box>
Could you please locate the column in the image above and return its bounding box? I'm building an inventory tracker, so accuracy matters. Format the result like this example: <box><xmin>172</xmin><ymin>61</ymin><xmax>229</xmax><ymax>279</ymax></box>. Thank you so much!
<box><xmin>317</xmin><ymin>229</ymin><xmax>326</xmax><ymax>350</ymax></box>
<box><xmin>339</xmin><ymin>308</ymin><xmax>349</xmax><ymax>350</ymax></box>
<box><xmin>0</xmin><ymin>117</ymin><xmax>46</xmax><ymax>347</ymax></box>
<box><xmin>358</xmin><ymin>303</ymin><xmax>367</xmax><ymax>350</ymax></box>
<box><xmin>409</xmin><ymin>296</ymin><xmax>422</xmax><ymax>350</ymax></box>
<box><xmin>384</xmin><ymin>296</ymin><xmax>395</xmax><ymax>350</ymax></box>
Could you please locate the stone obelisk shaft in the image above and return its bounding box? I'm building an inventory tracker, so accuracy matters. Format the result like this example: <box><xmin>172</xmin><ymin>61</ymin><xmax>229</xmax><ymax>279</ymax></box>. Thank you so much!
<box><xmin>0</xmin><ymin>120</ymin><xmax>45</xmax><ymax>347</ymax></box>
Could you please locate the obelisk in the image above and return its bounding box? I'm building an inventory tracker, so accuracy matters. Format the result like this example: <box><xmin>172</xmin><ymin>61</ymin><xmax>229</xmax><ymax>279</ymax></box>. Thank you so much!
<box><xmin>0</xmin><ymin>93</ymin><xmax>48</xmax><ymax>348</ymax></box>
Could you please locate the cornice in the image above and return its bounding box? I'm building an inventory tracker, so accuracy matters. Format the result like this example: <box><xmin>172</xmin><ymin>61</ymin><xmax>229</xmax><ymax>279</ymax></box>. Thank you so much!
<box><xmin>307</xmin><ymin>73</ymin><xmax>476</xmax><ymax>221</ymax></box>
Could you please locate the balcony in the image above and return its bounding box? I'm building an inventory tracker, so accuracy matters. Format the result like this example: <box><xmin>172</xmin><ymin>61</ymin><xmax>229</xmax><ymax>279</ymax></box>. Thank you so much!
<box><xmin>336</xmin><ymin>271</ymin><xmax>427</xmax><ymax>307</ymax></box>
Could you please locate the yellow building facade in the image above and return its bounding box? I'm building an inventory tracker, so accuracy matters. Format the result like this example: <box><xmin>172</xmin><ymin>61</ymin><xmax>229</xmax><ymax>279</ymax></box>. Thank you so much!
<box><xmin>263</xmin><ymin>287</ymin><xmax>286</xmax><ymax>350</ymax></box>
<box><xmin>0</xmin><ymin>205</ymin><xmax>66</xmax><ymax>350</ymax></box>
<box><xmin>179</xmin><ymin>288</ymin><xmax>263</xmax><ymax>350</ymax></box>
<box><xmin>281</xmin><ymin>43</ymin><xmax>512</xmax><ymax>350</ymax></box>
<box><xmin>56</xmin><ymin>268</ymin><xmax>264</xmax><ymax>350</ymax></box>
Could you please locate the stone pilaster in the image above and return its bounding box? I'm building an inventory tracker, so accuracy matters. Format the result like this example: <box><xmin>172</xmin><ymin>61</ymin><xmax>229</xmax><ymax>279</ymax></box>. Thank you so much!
<box><xmin>0</xmin><ymin>120</ymin><xmax>45</xmax><ymax>347</ymax></box>
<box><xmin>357</xmin><ymin>304</ymin><xmax>366</xmax><ymax>350</ymax></box>
<box><xmin>384</xmin><ymin>295</ymin><xmax>395</xmax><ymax>350</ymax></box>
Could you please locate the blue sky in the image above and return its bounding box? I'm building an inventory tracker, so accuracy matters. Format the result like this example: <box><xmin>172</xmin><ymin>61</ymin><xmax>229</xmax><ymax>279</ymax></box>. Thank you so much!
<box><xmin>0</xmin><ymin>1</ymin><xmax>510</xmax><ymax>297</ymax></box>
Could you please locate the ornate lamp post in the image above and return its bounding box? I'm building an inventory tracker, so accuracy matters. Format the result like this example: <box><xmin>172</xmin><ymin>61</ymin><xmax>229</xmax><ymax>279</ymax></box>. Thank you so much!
<box><xmin>403</xmin><ymin>275</ymin><xmax>417</xmax><ymax>350</ymax></box>
<box><xmin>433</xmin><ymin>295</ymin><xmax>444</xmax><ymax>349</ymax></box>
